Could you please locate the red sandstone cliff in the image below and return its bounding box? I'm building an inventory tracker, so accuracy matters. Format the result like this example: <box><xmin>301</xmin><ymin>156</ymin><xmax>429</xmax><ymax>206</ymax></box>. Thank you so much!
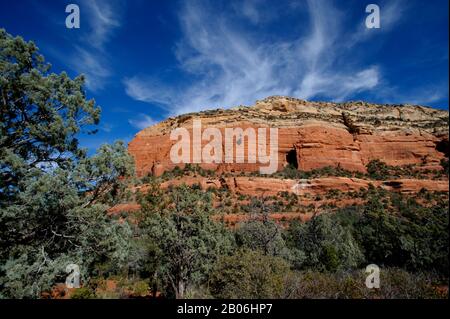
<box><xmin>128</xmin><ymin>96</ymin><xmax>448</xmax><ymax>177</ymax></box>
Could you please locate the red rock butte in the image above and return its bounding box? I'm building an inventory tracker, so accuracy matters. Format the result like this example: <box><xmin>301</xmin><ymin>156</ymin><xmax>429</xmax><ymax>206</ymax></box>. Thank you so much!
<box><xmin>128</xmin><ymin>96</ymin><xmax>449</xmax><ymax>177</ymax></box>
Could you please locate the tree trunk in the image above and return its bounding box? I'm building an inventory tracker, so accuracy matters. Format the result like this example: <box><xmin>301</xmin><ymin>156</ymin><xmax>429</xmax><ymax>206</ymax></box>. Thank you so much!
<box><xmin>176</xmin><ymin>280</ymin><xmax>185</xmax><ymax>299</ymax></box>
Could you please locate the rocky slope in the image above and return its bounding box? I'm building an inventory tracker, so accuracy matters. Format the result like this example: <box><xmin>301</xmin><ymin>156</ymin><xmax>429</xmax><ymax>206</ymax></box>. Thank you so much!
<box><xmin>110</xmin><ymin>174</ymin><xmax>448</xmax><ymax>225</ymax></box>
<box><xmin>129</xmin><ymin>96</ymin><xmax>449</xmax><ymax>177</ymax></box>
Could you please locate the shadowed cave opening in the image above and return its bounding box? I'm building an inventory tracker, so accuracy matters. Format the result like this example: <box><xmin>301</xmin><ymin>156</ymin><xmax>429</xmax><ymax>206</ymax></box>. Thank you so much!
<box><xmin>435</xmin><ymin>139</ymin><xmax>449</xmax><ymax>157</ymax></box>
<box><xmin>286</xmin><ymin>149</ymin><xmax>298</xmax><ymax>169</ymax></box>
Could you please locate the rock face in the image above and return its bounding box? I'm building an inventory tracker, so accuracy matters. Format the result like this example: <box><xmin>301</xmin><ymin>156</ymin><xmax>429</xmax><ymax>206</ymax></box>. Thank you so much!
<box><xmin>128</xmin><ymin>96</ymin><xmax>449</xmax><ymax>177</ymax></box>
<box><xmin>152</xmin><ymin>176</ymin><xmax>449</xmax><ymax>197</ymax></box>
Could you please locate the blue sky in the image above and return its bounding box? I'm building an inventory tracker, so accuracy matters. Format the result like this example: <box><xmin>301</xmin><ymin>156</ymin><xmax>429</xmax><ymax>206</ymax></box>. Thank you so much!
<box><xmin>1</xmin><ymin>0</ymin><xmax>448</xmax><ymax>152</ymax></box>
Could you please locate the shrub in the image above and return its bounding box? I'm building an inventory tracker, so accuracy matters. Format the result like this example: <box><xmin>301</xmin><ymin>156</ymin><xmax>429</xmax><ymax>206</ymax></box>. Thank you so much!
<box><xmin>236</xmin><ymin>219</ymin><xmax>289</xmax><ymax>258</ymax></box>
<box><xmin>209</xmin><ymin>249</ymin><xmax>292</xmax><ymax>298</ymax></box>
<box><xmin>70</xmin><ymin>287</ymin><xmax>95</xmax><ymax>299</ymax></box>
<box><xmin>366</xmin><ymin>160</ymin><xmax>390</xmax><ymax>180</ymax></box>
<box><xmin>441</xmin><ymin>158</ymin><xmax>449</xmax><ymax>176</ymax></box>
<box><xmin>286</xmin><ymin>269</ymin><xmax>445</xmax><ymax>299</ymax></box>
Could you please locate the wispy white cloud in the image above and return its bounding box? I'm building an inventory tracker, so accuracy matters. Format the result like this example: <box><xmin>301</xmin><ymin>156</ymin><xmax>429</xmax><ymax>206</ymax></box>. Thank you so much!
<box><xmin>69</xmin><ymin>46</ymin><xmax>112</xmax><ymax>91</ymax></box>
<box><xmin>376</xmin><ymin>84</ymin><xmax>448</xmax><ymax>107</ymax></box>
<box><xmin>233</xmin><ymin>0</ymin><xmax>276</xmax><ymax>25</ymax></box>
<box><xmin>407</xmin><ymin>90</ymin><xmax>447</xmax><ymax>106</ymax></box>
<box><xmin>100</xmin><ymin>122</ymin><xmax>113</xmax><ymax>133</ymax></box>
<box><xmin>74</xmin><ymin>0</ymin><xmax>123</xmax><ymax>90</ymax></box>
<box><xmin>124</xmin><ymin>0</ymin><xmax>406</xmax><ymax>115</ymax></box>
<box><xmin>239</xmin><ymin>0</ymin><xmax>262</xmax><ymax>24</ymax></box>
<box><xmin>381</xmin><ymin>0</ymin><xmax>407</xmax><ymax>29</ymax></box>
<box><xmin>49</xmin><ymin>0</ymin><xmax>123</xmax><ymax>91</ymax></box>
<box><xmin>123</xmin><ymin>77</ymin><xmax>175</xmax><ymax>110</ymax></box>
<box><xmin>128</xmin><ymin>114</ymin><xmax>156</xmax><ymax>129</ymax></box>
<box><xmin>83</xmin><ymin>0</ymin><xmax>122</xmax><ymax>50</ymax></box>
<box><xmin>296</xmin><ymin>67</ymin><xmax>380</xmax><ymax>102</ymax></box>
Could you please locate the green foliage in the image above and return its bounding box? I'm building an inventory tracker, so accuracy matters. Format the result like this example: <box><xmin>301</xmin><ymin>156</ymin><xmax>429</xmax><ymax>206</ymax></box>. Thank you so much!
<box><xmin>89</xmin><ymin>277</ymin><xmax>150</xmax><ymax>299</ymax></box>
<box><xmin>136</xmin><ymin>174</ymin><xmax>448</xmax><ymax>299</ymax></box>
<box><xmin>209</xmin><ymin>249</ymin><xmax>291</xmax><ymax>298</ymax></box>
<box><xmin>73</xmin><ymin>141</ymin><xmax>135</xmax><ymax>205</ymax></box>
<box><xmin>0</xmin><ymin>165</ymin><xmax>135</xmax><ymax>298</ymax></box>
<box><xmin>441</xmin><ymin>158</ymin><xmax>449</xmax><ymax>176</ymax></box>
<box><xmin>0</xmin><ymin>29</ymin><xmax>135</xmax><ymax>298</ymax></box>
<box><xmin>0</xmin><ymin>29</ymin><xmax>100</xmax><ymax>202</ymax></box>
<box><xmin>286</xmin><ymin>214</ymin><xmax>364</xmax><ymax>272</ymax></box>
<box><xmin>286</xmin><ymin>268</ymin><xmax>444</xmax><ymax>299</ymax></box>
<box><xmin>366</xmin><ymin>160</ymin><xmax>390</xmax><ymax>180</ymax></box>
<box><xmin>70</xmin><ymin>287</ymin><xmax>95</xmax><ymax>299</ymax></box>
<box><xmin>274</xmin><ymin>164</ymin><xmax>355</xmax><ymax>179</ymax></box>
<box><xmin>128</xmin><ymin>280</ymin><xmax>150</xmax><ymax>297</ymax></box>
<box><xmin>236</xmin><ymin>218</ymin><xmax>290</xmax><ymax>258</ymax></box>
<box><xmin>138</xmin><ymin>185</ymin><xmax>235</xmax><ymax>299</ymax></box>
<box><xmin>334</xmin><ymin>187</ymin><xmax>449</xmax><ymax>277</ymax></box>
<box><xmin>273</xmin><ymin>159</ymin><xmax>436</xmax><ymax>181</ymax></box>
<box><xmin>365</xmin><ymin>160</ymin><xmax>437</xmax><ymax>180</ymax></box>
<box><xmin>159</xmin><ymin>164</ymin><xmax>215</xmax><ymax>180</ymax></box>
<box><xmin>279</xmin><ymin>164</ymin><xmax>300</xmax><ymax>179</ymax></box>
<box><xmin>236</xmin><ymin>220</ymin><xmax>283</xmax><ymax>253</ymax></box>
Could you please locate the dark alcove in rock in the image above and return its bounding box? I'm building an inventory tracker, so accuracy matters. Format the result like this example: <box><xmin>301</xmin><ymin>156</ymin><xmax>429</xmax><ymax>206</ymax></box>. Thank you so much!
<box><xmin>286</xmin><ymin>149</ymin><xmax>298</xmax><ymax>169</ymax></box>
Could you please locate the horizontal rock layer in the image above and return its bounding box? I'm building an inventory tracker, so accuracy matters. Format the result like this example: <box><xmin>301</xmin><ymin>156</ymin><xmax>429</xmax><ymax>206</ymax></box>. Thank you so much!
<box><xmin>152</xmin><ymin>176</ymin><xmax>449</xmax><ymax>197</ymax></box>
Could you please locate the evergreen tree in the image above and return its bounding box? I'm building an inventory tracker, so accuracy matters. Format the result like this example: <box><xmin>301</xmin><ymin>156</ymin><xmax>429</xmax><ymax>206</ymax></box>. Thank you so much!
<box><xmin>287</xmin><ymin>214</ymin><xmax>364</xmax><ymax>272</ymax></box>
<box><xmin>0</xmin><ymin>29</ymin><xmax>135</xmax><ymax>298</ymax></box>
<box><xmin>138</xmin><ymin>185</ymin><xmax>234</xmax><ymax>299</ymax></box>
